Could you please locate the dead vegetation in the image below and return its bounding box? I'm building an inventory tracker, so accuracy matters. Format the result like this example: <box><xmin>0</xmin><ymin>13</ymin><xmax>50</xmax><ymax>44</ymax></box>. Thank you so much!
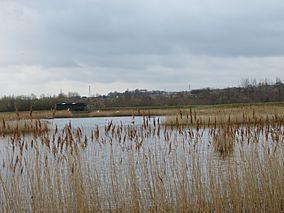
<box><xmin>0</xmin><ymin>105</ymin><xmax>284</xmax><ymax>212</ymax></box>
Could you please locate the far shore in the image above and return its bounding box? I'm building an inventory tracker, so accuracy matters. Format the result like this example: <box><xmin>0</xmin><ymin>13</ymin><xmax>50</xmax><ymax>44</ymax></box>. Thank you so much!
<box><xmin>0</xmin><ymin>101</ymin><xmax>284</xmax><ymax>120</ymax></box>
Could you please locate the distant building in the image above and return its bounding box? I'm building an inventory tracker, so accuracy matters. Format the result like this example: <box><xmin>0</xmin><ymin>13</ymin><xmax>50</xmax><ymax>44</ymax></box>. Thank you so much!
<box><xmin>56</xmin><ymin>102</ymin><xmax>87</xmax><ymax>111</ymax></box>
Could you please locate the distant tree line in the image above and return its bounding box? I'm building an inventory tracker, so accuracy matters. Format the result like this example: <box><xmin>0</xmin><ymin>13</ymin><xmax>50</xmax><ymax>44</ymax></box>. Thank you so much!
<box><xmin>0</xmin><ymin>92</ymin><xmax>81</xmax><ymax>112</ymax></box>
<box><xmin>91</xmin><ymin>78</ymin><xmax>284</xmax><ymax>108</ymax></box>
<box><xmin>1</xmin><ymin>78</ymin><xmax>284</xmax><ymax>112</ymax></box>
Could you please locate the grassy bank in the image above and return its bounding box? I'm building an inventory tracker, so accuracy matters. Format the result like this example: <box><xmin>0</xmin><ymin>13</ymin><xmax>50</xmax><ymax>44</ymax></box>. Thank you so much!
<box><xmin>1</xmin><ymin>101</ymin><xmax>284</xmax><ymax>120</ymax></box>
<box><xmin>89</xmin><ymin>101</ymin><xmax>284</xmax><ymax>118</ymax></box>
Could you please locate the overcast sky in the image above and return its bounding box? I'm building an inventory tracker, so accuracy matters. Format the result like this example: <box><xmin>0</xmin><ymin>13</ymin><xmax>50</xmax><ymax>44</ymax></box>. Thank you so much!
<box><xmin>1</xmin><ymin>0</ymin><xmax>284</xmax><ymax>97</ymax></box>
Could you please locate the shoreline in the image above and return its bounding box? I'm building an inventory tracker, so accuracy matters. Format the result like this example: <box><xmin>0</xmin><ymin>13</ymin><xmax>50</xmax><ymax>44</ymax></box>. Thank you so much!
<box><xmin>0</xmin><ymin>101</ymin><xmax>283</xmax><ymax>120</ymax></box>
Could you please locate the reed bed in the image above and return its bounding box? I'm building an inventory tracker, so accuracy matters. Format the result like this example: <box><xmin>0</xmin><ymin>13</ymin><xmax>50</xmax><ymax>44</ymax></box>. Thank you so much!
<box><xmin>164</xmin><ymin>104</ymin><xmax>284</xmax><ymax>127</ymax></box>
<box><xmin>0</xmin><ymin>110</ymin><xmax>51</xmax><ymax>137</ymax></box>
<box><xmin>0</xmin><ymin>110</ymin><xmax>72</xmax><ymax>121</ymax></box>
<box><xmin>0</xmin><ymin>119</ymin><xmax>49</xmax><ymax>138</ymax></box>
<box><xmin>0</xmin><ymin>106</ymin><xmax>284</xmax><ymax>212</ymax></box>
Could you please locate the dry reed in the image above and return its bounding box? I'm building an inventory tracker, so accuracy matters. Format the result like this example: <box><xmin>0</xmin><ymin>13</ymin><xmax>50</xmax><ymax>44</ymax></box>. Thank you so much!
<box><xmin>0</xmin><ymin>105</ymin><xmax>283</xmax><ymax>212</ymax></box>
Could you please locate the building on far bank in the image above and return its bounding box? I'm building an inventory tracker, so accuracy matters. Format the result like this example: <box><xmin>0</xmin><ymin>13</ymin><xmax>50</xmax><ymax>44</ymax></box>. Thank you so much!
<box><xmin>55</xmin><ymin>102</ymin><xmax>87</xmax><ymax>111</ymax></box>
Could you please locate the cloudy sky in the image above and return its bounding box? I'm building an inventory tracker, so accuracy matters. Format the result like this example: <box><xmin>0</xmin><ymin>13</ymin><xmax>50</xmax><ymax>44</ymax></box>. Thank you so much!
<box><xmin>1</xmin><ymin>0</ymin><xmax>284</xmax><ymax>97</ymax></box>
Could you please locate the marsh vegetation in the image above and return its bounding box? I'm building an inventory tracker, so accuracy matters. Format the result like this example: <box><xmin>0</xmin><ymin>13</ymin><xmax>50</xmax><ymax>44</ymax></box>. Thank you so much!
<box><xmin>0</xmin><ymin>105</ymin><xmax>284</xmax><ymax>212</ymax></box>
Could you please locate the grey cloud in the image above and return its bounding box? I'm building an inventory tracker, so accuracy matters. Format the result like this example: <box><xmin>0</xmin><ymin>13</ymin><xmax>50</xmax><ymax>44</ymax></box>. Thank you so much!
<box><xmin>1</xmin><ymin>0</ymin><xmax>284</xmax><ymax>96</ymax></box>
<box><xmin>3</xmin><ymin>0</ymin><xmax>284</xmax><ymax>66</ymax></box>
<box><xmin>48</xmin><ymin>0</ymin><xmax>284</xmax><ymax>57</ymax></box>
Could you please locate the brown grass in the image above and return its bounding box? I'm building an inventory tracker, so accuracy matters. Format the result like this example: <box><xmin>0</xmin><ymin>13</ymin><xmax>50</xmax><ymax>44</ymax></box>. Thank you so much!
<box><xmin>0</xmin><ymin>119</ymin><xmax>49</xmax><ymax>137</ymax></box>
<box><xmin>0</xmin><ymin>105</ymin><xmax>284</xmax><ymax>212</ymax></box>
<box><xmin>0</xmin><ymin>110</ymin><xmax>73</xmax><ymax>120</ymax></box>
<box><xmin>163</xmin><ymin>104</ymin><xmax>284</xmax><ymax>127</ymax></box>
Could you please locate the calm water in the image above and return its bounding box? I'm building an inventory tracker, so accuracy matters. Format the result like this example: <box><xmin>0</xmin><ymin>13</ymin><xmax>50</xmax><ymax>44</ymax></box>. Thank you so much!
<box><xmin>0</xmin><ymin>116</ymin><xmax>236</xmax><ymax>171</ymax></box>
<box><xmin>0</xmin><ymin>116</ymin><xmax>271</xmax><ymax>172</ymax></box>
<box><xmin>49</xmin><ymin>116</ymin><xmax>144</xmax><ymax>129</ymax></box>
